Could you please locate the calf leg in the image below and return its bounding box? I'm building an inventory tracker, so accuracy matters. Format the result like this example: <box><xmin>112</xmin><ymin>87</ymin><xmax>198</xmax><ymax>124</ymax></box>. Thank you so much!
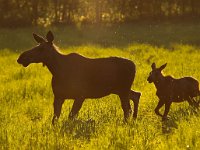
<box><xmin>162</xmin><ymin>102</ymin><xmax>172</xmax><ymax>121</ymax></box>
<box><xmin>119</xmin><ymin>95</ymin><xmax>132</xmax><ymax>121</ymax></box>
<box><xmin>69</xmin><ymin>98</ymin><xmax>84</xmax><ymax>120</ymax></box>
<box><xmin>129</xmin><ymin>90</ymin><xmax>141</xmax><ymax>118</ymax></box>
<box><xmin>155</xmin><ymin>100</ymin><xmax>164</xmax><ymax>117</ymax></box>
<box><xmin>52</xmin><ymin>98</ymin><xmax>64</xmax><ymax>125</ymax></box>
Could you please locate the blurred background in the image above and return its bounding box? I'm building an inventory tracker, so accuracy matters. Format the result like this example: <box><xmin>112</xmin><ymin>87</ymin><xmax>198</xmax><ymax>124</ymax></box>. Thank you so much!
<box><xmin>0</xmin><ymin>0</ymin><xmax>200</xmax><ymax>27</ymax></box>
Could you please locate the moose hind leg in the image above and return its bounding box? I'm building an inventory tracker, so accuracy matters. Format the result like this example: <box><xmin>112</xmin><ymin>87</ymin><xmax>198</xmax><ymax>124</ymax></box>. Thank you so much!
<box><xmin>69</xmin><ymin>98</ymin><xmax>84</xmax><ymax>120</ymax></box>
<box><xmin>155</xmin><ymin>100</ymin><xmax>164</xmax><ymax>117</ymax></box>
<box><xmin>129</xmin><ymin>90</ymin><xmax>141</xmax><ymax>118</ymax></box>
<box><xmin>52</xmin><ymin>98</ymin><xmax>64</xmax><ymax>125</ymax></box>
<box><xmin>119</xmin><ymin>95</ymin><xmax>132</xmax><ymax>121</ymax></box>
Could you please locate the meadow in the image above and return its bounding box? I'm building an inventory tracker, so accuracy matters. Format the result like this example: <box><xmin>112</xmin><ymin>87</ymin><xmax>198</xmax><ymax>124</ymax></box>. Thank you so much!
<box><xmin>0</xmin><ymin>22</ymin><xmax>200</xmax><ymax>149</ymax></box>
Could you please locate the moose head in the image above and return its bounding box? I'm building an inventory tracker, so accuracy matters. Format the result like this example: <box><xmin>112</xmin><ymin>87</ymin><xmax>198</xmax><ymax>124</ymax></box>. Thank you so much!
<box><xmin>147</xmin><ymin>63</ymin><xmax>167</xmax><ymax>83</ymax></box>
<box><xmin>17</xmin><ymin>31</ymin><xmax>55</xmax><ymax>67</ymax></box>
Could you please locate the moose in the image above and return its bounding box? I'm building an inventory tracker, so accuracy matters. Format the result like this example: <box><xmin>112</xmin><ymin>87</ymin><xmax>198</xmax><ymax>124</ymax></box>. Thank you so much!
<box><xmin>17</xmin><ymin>31</ymin><xmax>141</xmax><ymax>124</ymax></box>
<box><xmin>147</xmin><ymin>62</ymin><xmax>200</xmax><ymax>121</ymax></box>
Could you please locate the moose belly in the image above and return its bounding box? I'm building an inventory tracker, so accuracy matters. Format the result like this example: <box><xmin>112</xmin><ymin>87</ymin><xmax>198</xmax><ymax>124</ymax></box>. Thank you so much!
<box><xmin>170</xmin><ymin>93</ymin><xmax>188</xmax><ymax>103</ymax></box>
<box><xmin>52</xmin><ymin>79</ymin><xmax>115</xmax><ymax>99</ymax></box>
<box><xmin>157</xmin><ymin>91</ymin><xmax>187</xmax><ymax>103</ymax></box>
<box><xmin>172</xmin><ymin>98</ymin><xmax>186</xmax><ymax>103</ymax></box>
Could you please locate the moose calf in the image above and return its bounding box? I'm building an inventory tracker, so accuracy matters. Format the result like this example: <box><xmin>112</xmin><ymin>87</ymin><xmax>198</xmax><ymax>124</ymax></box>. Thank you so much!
<box><xmin>147</xmin><ymin>63</ymin><xmax>200</xmax><ymax>120</ymax></box>
<box><xmin>17</xmin><ymin>31</ymin><xmax>141</xmax><ymax>124</ymax></box>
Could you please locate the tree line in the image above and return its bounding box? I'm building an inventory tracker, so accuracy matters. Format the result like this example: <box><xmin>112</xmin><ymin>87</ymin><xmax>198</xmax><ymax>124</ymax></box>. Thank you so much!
<box><xmin>0</xmin><ymin>0</ymin><xmax>200</xmax><ymax>27</ymax></box>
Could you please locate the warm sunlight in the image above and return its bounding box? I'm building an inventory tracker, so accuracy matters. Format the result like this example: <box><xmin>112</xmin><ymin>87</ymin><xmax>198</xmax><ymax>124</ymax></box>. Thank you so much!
<box><xmin>0</xmin><ymin>0</ymin><xmax>200</xmax><ymax>149</ymax></box>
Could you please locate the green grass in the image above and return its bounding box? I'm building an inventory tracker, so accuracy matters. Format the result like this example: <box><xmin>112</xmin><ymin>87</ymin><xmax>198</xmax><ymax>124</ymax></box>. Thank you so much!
<box><xmin>0</xmin><ymin>23</ymin><xmax>200</xmax><ymax>149</ymax></box>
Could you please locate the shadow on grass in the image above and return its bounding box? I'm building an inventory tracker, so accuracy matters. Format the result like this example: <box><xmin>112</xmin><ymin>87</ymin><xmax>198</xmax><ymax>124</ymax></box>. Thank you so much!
<box><xmin>60</xmin><ymin>119</ymin><xmax>96</xmax><ymax>140</ymax></box>
<box><xmin>162</xmin><ymin>106</ymin><xmax>199</xmax><ymax>134</ymax></box>
<box><xmin>162</xmin><ymin>119</ymin><xmax>178</xmax><ymax>134</ymax></box>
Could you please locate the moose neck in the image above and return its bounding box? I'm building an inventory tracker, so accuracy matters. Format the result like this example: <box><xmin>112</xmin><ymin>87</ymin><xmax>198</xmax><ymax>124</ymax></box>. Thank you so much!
<box><xmin>43</xmin><ymin>46</ymin><xmax>62</xmax><ymax>76</ymax></box>
<box><xmin>153</xmin><ymin>73</ymin><xmax>166</xmax><ymax>89</ymax></box>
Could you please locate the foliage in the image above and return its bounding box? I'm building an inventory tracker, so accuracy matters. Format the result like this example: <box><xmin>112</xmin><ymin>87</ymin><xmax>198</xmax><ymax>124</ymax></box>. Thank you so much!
<box><xmin>0</xmin><ymin>24</ymin><xmax>200</xmax><ymax>149</ymax></box>
<box><xmin>1</xmin><ymin>0</ymin><xmax>200</xmax><ymax>26</ymax></box>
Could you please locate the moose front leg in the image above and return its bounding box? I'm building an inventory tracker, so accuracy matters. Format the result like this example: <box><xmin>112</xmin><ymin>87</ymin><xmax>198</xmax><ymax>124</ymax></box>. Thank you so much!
<box><xmin>155</xmin><ymin>100</ymin><xmax>164</xmax><ymax>117</ymax></box>
<box><xmin>52</xmin><ymin>98</ymin><xmax>64</xmax><ymax>125</ymax></box>
<box><xmin>69</xmin><ymin>98</ymin><xmax>84</xmax><ymax>120</ymax></box>
<box><xmin>162</xmin><ymin>102</ymin><xmax>172</xmax><ymax>121</ymax></box>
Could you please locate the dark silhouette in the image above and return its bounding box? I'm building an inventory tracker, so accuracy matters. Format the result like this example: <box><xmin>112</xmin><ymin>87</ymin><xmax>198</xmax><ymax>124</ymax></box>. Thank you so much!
<box><xmin>147</xmin><ymin>63</ymin><xmax>200</xmax><ymax>121</ymax></box>
<box><xmin>17</xmin><ymin>31</ymin><xmax>141</xmax><ymax>124</ymax></box>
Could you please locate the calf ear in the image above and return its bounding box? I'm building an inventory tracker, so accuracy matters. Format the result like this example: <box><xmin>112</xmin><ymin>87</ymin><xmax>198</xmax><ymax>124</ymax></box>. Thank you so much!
<box><xmin>46</xmin><ymin>31</ymin><xmax>54</xmax><ymax>43</ymax></box>
<box><xmin>159</xmin><ymin>63</ymin><xmax>167</xmax><ymax>71</ymax></box>
<box><xmin>33</xmin><ymin>33</ymin><xmax>46</xmax><ymax>43</ymax></box>
<box><xmin>151</xmin><ymin>63</ymin><xmax>156</xmax><ymax>70</ymax></box>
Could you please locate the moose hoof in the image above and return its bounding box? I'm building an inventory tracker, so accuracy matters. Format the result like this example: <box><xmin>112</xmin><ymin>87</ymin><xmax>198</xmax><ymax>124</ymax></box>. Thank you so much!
<box><xmin>162</xmin><ymin>116</ymin><xmax>169</xmax><ymax>122</ymax></box>
<box><xmin>68</xmin><ymin>114</ymin><xmax>76</xmax><ymax>121</ymax></box>
<box><xmin>133</xmin><ymin>113</ymin><xmax>137</xmax><ymax>119</ymax></box>
<box><xmin>52</xmin><ymin>116</ymin><xmax>58</xmax><ymax>125</ymax></box>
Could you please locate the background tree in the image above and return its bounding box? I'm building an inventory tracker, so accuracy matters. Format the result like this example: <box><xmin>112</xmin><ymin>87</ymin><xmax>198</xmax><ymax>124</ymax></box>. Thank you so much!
<box><xmin>0</xmin><ymin>0</ymin><xmax>200</xmax><ymax>27</ymax></box>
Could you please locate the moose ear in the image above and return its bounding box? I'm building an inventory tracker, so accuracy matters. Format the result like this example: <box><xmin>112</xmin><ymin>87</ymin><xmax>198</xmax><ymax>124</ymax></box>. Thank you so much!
<box><xmin>151</xmin><ymin>63</ymin><xmax>156</xmax><ymax>70</ymax></box>
<box><xmin>46</xmin><ymin>31</ymin><xmax>54</xmax><ymax>43</ymax></box>
<box><xmin>33</xmin><ymin>33</ymin><xmax>46</xmax><ymax>43</ymax></box>
<box><xmin>159</xmin><ymin>63</ymin><xmax>167</xmax><ymax>71</ymax></box>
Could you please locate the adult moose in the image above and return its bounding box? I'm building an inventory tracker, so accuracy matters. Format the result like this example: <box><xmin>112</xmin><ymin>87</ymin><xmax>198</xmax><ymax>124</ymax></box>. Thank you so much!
<box><xmin>17</xmin><ymin>31</ymin><xmax>141</xmax><ymax>124</ymax></box>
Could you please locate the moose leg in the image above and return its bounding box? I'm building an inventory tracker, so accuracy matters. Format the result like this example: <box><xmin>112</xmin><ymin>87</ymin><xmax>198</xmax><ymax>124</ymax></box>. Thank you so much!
<box><xmin>120</xmin><ymin>95</ymin><xmax>132</xmax><ymax>121</ymax></box>
<box><xmin>162</xmin><ymin>102</ymin><xmax>172</xmax><ymax>121</ymax></box>
<box><xmin>52</xmin><ymin>98</ymin><xmax>64</xmax><ymax>125</ymax></box>
<box><xmin>69</xmin><ymin>98</ymin><xmax>84</xmax><ymax>120</ymax></box>
<box><xmin>129</xmin><ymin>90</ymin><xmax>141</xmax><ymax>118</ymax></box>
<box><xmin>155</xmin><ymin>100</ymin><xmax>164</xmax><ymax>117</ymax></box>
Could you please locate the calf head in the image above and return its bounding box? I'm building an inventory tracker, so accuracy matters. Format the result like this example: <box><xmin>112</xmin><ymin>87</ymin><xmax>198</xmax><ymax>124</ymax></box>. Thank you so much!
<box><xmin>147</xmin><ymin>63</ymin><xmax>167</xmax><ymax>83</ymax></box>
<box><xmin>17</xmin><ymin>31</ymin><xmax>54</xmax><ymax>67</ymax></box>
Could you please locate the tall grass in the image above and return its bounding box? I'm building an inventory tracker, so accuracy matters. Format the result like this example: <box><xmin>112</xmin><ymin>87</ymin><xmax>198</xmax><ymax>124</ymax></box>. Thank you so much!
<box><xmin>0</xmin><ymin>23</ymin><xmax>200</xmax><ymax>149</ymax></box>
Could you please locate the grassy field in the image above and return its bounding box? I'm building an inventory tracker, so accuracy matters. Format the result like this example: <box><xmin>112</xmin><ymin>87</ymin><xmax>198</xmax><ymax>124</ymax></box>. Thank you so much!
<box><xmin>0</xmin><ymin>23</ymin><xmax>200</xmax><ymax>149</ymax></box>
